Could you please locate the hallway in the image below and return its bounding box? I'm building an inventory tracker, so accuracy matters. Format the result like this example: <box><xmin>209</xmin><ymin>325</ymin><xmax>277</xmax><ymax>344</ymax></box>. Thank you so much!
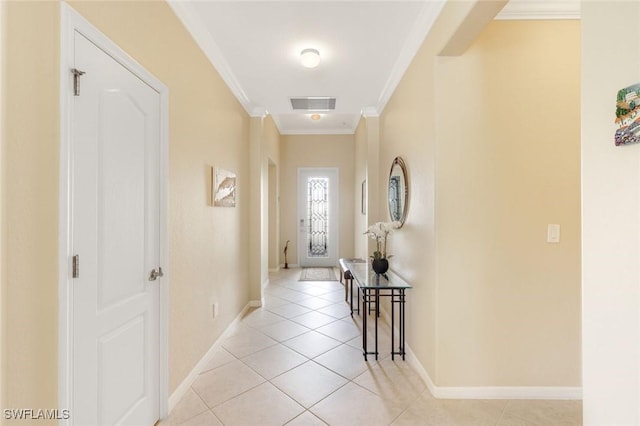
<box><xmin>160</xmin><ymin>269</ymin><xmax>582</xmax><ymax>426</ymax></box>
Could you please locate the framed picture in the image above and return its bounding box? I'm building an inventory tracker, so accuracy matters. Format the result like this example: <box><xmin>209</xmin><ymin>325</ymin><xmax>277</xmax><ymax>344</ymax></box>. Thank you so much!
<box><xmin>615</xmin><ymin>83</ymin><xmax>640</xmax><ymax>146</ymax></box>
<box><xmin>213</xmin><ymin>167</ymin><xmax>237</xmax><ymax>207</ymax></box>
<box><xmin>361</xmin><ymin>179</ymin><xmax>366</xmax><ymax>215</ymax></box>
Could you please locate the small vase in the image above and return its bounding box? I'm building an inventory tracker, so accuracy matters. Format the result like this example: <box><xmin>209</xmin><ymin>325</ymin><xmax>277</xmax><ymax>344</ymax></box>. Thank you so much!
<box><xmin>372</xmin><ymin>258</ymin><xmax>389</xmax><ymax>275</ymax></box>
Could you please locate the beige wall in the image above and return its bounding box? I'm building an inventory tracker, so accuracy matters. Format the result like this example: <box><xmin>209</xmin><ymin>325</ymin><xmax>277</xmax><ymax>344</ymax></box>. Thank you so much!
<box><xmin>4</xmin><ymin>2</ymin><xmax>60</xmax><ymax>414</ymax></box>
<box><xmin>354</xmin><ymin>119</ymin><xmax>368</xmax><ymax>259</ymax></box>
<box><xmin>280</xmin><ymin>134</ymin><xmax>355</xmax><ymax>266</ymax></box>
<box><xmin>3</xmin><ymin>0</ymin><xmax>251</xmax><ymax>413</ymax></box>
<box><xmin>263</xmin><ymin>116</ymin><xmax>280</xmax><ymax>275</ymax></box>
<box><xmin>0</xmin><ymin>0</ymin><xmax>7</xmax><ymax>412</ymax></box>
<box><xmin>582</xmin><ymin>2</ymin><xmax>640</xmax><ymax>424</ymax></box>
<box><xmin>379</xmin><ymin>10</ymin><xmax>581</xmax><ymax>388</ymax></box>
<box><xmin>436</xmin><ymin>20</ymin><xmax>581</xmax><ymax>387</ymax></box>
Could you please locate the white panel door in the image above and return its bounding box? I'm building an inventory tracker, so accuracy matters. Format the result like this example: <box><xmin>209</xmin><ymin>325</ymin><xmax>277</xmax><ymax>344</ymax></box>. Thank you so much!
<box><xmin>297</xmin><ymin>168</ymin><xmax>339</xmax><ymax>267</ymax></box>
<box><xmin>71</xmin><ymin>31</ymin><xmax>161</xmax><ymax>425</ymax></box>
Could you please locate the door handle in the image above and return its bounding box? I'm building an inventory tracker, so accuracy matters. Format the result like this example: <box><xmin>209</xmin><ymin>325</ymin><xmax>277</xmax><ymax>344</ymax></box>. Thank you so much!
<box><xmin>148</xmin><ymin>267</ymin><xmax>164</xmax><ymax>282</ymax></box>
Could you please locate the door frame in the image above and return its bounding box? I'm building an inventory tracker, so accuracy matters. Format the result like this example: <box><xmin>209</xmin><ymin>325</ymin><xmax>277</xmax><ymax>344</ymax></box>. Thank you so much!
<box><xmin>297</xmin><ymin>167</ymin><xmax>340</xmax><ymax>267</ymax></box>
<box><xmin>58</xmin><ymin>4</ymin><xmax>169</xmax><ymax>423</ymax></box>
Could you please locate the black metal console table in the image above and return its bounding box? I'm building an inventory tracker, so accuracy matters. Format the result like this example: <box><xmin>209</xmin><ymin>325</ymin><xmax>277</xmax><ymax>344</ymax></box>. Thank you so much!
<box><xmin>345</xmin><ymin>261</ymin><xmax>412</xmax><ymax>361</ymax></box>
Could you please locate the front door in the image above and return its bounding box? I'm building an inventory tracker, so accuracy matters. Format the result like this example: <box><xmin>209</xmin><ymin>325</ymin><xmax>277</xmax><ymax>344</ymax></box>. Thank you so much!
<box><xmin>70</xmin><ymin>30</ymin><xmax>162</xmax><ymax>425</ymax></box>
<box><xmin>297</xmin><ymin>168</ymin><xmax>339</xmax><ymax>267</ymax></box>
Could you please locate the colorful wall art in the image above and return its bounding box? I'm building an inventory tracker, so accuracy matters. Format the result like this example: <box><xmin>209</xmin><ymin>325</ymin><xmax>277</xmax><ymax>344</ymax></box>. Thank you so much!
<box><xmin>615</xmin><ymin>83</ymin><xmax>640</xmax><ymax>146</ymax></box>
<box><xmin>213</xmin><ymin>167</ymin><xmax>237</xmax><ymax>207</ymax></box>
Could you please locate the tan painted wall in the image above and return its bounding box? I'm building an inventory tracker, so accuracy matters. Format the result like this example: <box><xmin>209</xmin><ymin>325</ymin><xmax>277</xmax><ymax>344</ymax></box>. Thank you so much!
<box><xmin>0</xmin><ymin>0</ymin><xmax>7</xmax><ymax>413</ymax></box>
<box><xmin>582</xmin><ymin>2</ymin><xmax>640</xmax><ymax>424</ymax></box>
<box><xmin>280</xmin><ymin>134</ymin><xmax>355</xmax><ymax>265</ymax></box>
<box><xmin>380</xmin><ymin>15</ymin><xmax>581</xmax><ymax>387</ymax></box>
<box><xmin>262</xmin><ymin>116</ymin><xmax>280</xmax><ymax>273</ymax></box>
<box><xmin>436</xmin><ymin>20</ymin><xmax>581</xmax><ymax>387</ymax></box>
<box><xmin>3</xmin><ymin>0</ymin><xmax>251</xmax><ymax>412</ymax></box>
<box><xmin>4</xmin><ymin>2</ymin><xmax>60</xmax><ymax>415</ymax></box>
<box><xmin>354</xmin><ymin>119</ymin><xmax>368</xmax><ymax>259</ymax></box>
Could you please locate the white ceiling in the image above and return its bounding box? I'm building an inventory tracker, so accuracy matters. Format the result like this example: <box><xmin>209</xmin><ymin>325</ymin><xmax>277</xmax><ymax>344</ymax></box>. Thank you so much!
<box><xmin>168</xmin><ymin>1</ymin><xmax>579</xmax><ymax>135</ymax></box>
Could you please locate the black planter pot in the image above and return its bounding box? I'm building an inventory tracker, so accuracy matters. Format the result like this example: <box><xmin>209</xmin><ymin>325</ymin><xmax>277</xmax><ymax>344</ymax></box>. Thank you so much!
<box><xmin>371</xmin><ymin>258</ymin><xmax>389</xmax><ymax>275</ymax></box>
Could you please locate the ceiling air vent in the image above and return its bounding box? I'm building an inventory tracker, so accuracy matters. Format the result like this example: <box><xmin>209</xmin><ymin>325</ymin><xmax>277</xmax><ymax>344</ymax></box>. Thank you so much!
<box><xmin>290</xmin><ymin>97</ymin><xmax>336</xmax><ymax>111</ymax></box>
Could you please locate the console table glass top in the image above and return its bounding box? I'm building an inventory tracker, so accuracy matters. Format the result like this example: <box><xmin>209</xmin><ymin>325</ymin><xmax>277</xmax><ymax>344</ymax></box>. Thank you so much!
<box><xmin>346</xmin><ymin>261</ymin><xmax>412</xmax><ymax>290</ymax></box>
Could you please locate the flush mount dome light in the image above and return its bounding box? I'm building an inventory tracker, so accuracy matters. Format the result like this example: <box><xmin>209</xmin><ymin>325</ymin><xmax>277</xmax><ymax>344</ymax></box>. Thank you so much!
<box><xmin>311</xmin><ymin>113</ymin><xmax>321</xmax><ymax>121</ymax></box>
<box><xmin>300</xmin><ymin>48</ymin><xmax>320</xmax><ymax>68</ymax></box>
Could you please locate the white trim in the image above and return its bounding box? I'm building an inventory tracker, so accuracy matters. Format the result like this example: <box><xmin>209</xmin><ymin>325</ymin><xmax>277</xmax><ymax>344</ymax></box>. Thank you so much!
<box><xmin>379</xmin><ymin>270</ymin><xmax>582</xmax><ymax>401</ymax></box>
<box><xmin>59</xmin><ymin>3</ymin><xmax>170</xmax><ymax>423</ymax></box>
<box><xmin>168</xmin><ymin>303</ymin><xmax>252</xmax><ymax>412</ymax></box>
<box><xmin>248</xmin><ymin>300</ymin><xmax>262</xmax><ymax>308</ymax></box>
<box><xmin>495</xmin><ymin>1</ymin><xmax>580</xmax><ymax>21</ymax></box>
<box><xmin>374</xmin><ymin>0</ymin><xmax>446</xmax><ymax>115</ymax></box>
<box><xmin>167</xmin><ymin>1</ymin><xmax>257</xmax><ymax>116</ymax></box>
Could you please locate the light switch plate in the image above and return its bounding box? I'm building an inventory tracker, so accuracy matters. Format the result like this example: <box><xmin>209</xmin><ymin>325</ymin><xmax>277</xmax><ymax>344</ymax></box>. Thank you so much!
<box><xmin>547</xmin><ymin>224</ymin><xmax>560</xmax><ymax>243</ymax></box>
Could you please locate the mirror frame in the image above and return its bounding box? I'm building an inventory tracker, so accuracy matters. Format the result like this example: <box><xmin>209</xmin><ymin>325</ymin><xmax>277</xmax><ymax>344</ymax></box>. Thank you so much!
<box><xmin>388</xmin><ymin>156</ymin><xmax>409</xmax><ymax>227</ymax></box>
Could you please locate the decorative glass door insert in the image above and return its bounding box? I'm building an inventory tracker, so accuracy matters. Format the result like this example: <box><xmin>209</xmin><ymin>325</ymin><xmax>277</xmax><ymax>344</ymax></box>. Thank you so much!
<box><xmin>297</xmin><ymin>168</ymin><xmax>338</xmax><ymax>267</ymax></box>
<box><xmin>307</xmin><ymin>177</ymin><xmax>329</xmax><ymax>257</ymax></box>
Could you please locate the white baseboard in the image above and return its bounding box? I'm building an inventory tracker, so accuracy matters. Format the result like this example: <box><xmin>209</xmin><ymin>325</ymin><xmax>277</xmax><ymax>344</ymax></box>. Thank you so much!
<box><xmin>281</xmin><ymin>263</ymin><xmax>299</xmax><ymax>269</ymax></box>
<box><xmin>377</xmin><ymin>297</ymin><xmax>582</xmax><ymax>401</ymax></box>
<box><xmin>248</xmin><ymin>300</ymin><xmax>262</xmax><ymax>308</ymax></box>
<box><xmin>168</xmin><ymin>303</ymin><xmax>251</xmax><ymax>412</ymax></box>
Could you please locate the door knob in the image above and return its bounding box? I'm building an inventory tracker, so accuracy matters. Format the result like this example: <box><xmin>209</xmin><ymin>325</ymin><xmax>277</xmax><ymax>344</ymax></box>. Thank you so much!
<box><xmin>149</xmin><ymin>267</ymin><xmax>164</xmax><ymax>281</ymax></box>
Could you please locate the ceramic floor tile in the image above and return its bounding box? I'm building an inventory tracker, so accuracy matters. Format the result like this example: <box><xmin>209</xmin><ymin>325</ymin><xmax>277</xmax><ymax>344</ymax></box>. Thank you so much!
<box><xmin>310</xmin><ymin>382</ymin><xmax>405</xmax><ymax>426</ymax></box>
<box><xmin>297</xmin><ymin>286</ymin><xmax>334</xmax><ymax>296</ymax></box>
<box><xmin>285</xmin><ymin>410</ymin><xmax>328</xmax><ymax>425</ymax></box>
<box><xmin>392</xmin><ymin>393</ymin><xmax>507</xmax><ymax>426</ymax></box>
<box><xmin>313</xmin><ymin>281</ymin><xmax>344</xmax><ymax>291</ymax></box>
<box><xmin>278</xmin><ymin>290</ymin><xmax>314</xmax><ymax>303</ymax></box>
<box><xmin>290</xmin><ymin>311</ymin><xmax>338</xmax><ymax>329</ymax></box>
<box><xmin>283</xmin><ymin>331</ymin><xmax>342</xmax><ymax>358</ymax></box>
<box><xmin>317</xmin><ymin>302</ymin><xmax>351</xmax><ymax>319</ymax></box>
<box><xmin>191</xmin><ymin>360</ymin><xmax>265</xmax><ymax>408</ymax></box>
<box><xmin>240</xmin><ymin>308</ymin><xmax>285</xmax><ymax>328</ymax></box>
<box><xmin>200</xmin><ymin>348</ymin><xmax>236</xmax><ymax>374</ymax></box>
<box><xmin>222</xmin><ymin>327</ymin><xmax>278</xmax><ymax>358</ymax></box>
<box><xmin>167</xmin><ymin>269</ymin><xmax>582</xmax><ymax>426</ymax></box>
<box><xmin>258</xmin><ymin>320</ymin><xmax>311</xmax><ymax>342</ymax></box>
<box><xmin>271</xmin><ymin>361</ymin><xmax>349</xmax><ymax>408</ymax></box>
<box><xmin>212</xmin><ymin>382</ymin><xmax>304</xmax><ymax>426</ymax></box>
<box><xmin>241</xmin><ymin>344</ymin><xmax>308</xmax><ymax>380</ymax></box>
<box><xmin>262</xmin><ymin>294</ymin><xmax>289</xmax><ymax>308</ymax></box>
<box><xmin>496</xmin><ymin>412</ymin><xmax>540</xmax><ymax>426</ymax></box>
<box><xmin>319</xmin><ymin>290</ymin><xmax>347</xmax><ymax>303</ymax></box>
<box><xmin>501</xmin><ymin>400</ymin><xmax>582</xmax><ymax>426</ymax></box>
<box><xmin>353</xmin><ymin>359</ymin><xmax>426</xmax><ymax>406</ymax></box>
<box><xmin>266</xmin><ymin>302</ymin><xmax>312</xmax><ymax>319</ymax></box>
<box><xmin>179</xmin><ymin>410</ymin><xmax>222</xmax><ymax>426</ymax></box>
<box><xmin>315</xmin><ymin>319</ymin><xmax>361</xmax><ymax>342</ymax></box>
<box><xmin>295</xmin><ymin>296</ymin><xmax>336</xmax><ymax>310</ymax></box>
<box><xmin>313</xmin><ymin>344</ymin><xmax>370</xmax><ymax>379</ymax></box>
<box><xmin>157</xmin><ymin>389</ymin><xmax>208</xmax><ymax>425</ymax></box>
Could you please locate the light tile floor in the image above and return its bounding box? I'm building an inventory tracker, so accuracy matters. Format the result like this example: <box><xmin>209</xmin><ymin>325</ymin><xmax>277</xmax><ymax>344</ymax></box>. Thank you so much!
<box><xmin>159</xmin><ymin>268</ymin><xmax>582</xmax><ymax>426</ymax></box>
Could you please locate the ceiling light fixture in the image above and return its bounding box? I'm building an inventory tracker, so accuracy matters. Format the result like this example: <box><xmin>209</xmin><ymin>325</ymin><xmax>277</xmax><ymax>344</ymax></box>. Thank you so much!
<box><xmin>300</xmin><ymin>48</ymin><xmax>321</xmax><ymax>68</ymax></box>
<box><xmin>311</xmin><ymin>113</ymin><xmax>321</xmax><ymax>121</ymax></box>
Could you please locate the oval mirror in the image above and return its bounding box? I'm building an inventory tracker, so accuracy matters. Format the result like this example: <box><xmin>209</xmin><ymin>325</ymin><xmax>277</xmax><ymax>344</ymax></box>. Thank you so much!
<box><xmin>388</xmin><ymin>156</ymin><xmax>409</xmax><ymax>227</ymax></box>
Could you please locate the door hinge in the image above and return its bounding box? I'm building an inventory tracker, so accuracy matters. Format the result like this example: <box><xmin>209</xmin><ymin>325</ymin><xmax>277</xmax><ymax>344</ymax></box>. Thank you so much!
<box><xmin>148</xmin><ymin>267</ymin><xmax>164</xmax><ymax>282</ymax></box>
<box><xmin>71</xmin><ymin>68</ymin><xmax>85</xmax><ymax>96</ymax></box>
<box><xmin>72</xmin><ymin>254</ymin><xmax>79</xmax><ymax>278</ymax></box>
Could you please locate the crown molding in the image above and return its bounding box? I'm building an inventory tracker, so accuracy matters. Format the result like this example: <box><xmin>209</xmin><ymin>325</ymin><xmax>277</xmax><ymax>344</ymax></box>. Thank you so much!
<box><xmin>361</xmin><ymin>107</ymin><xmax>379</xmax><ymax>118</ymax></box>
<box><xmin>495</xmin><ymin>1</ymin><xmax>580</xmax><ymax>20</ymax></box>
<box><xmin>167</xmin><ymin>1</ymin><xmax>254</xmax><ymax>115</ymax></box>
<box><xmin>375</xmin><ymin>0</ymin><xmax>446</xmax><ymax>115</ymax></box>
